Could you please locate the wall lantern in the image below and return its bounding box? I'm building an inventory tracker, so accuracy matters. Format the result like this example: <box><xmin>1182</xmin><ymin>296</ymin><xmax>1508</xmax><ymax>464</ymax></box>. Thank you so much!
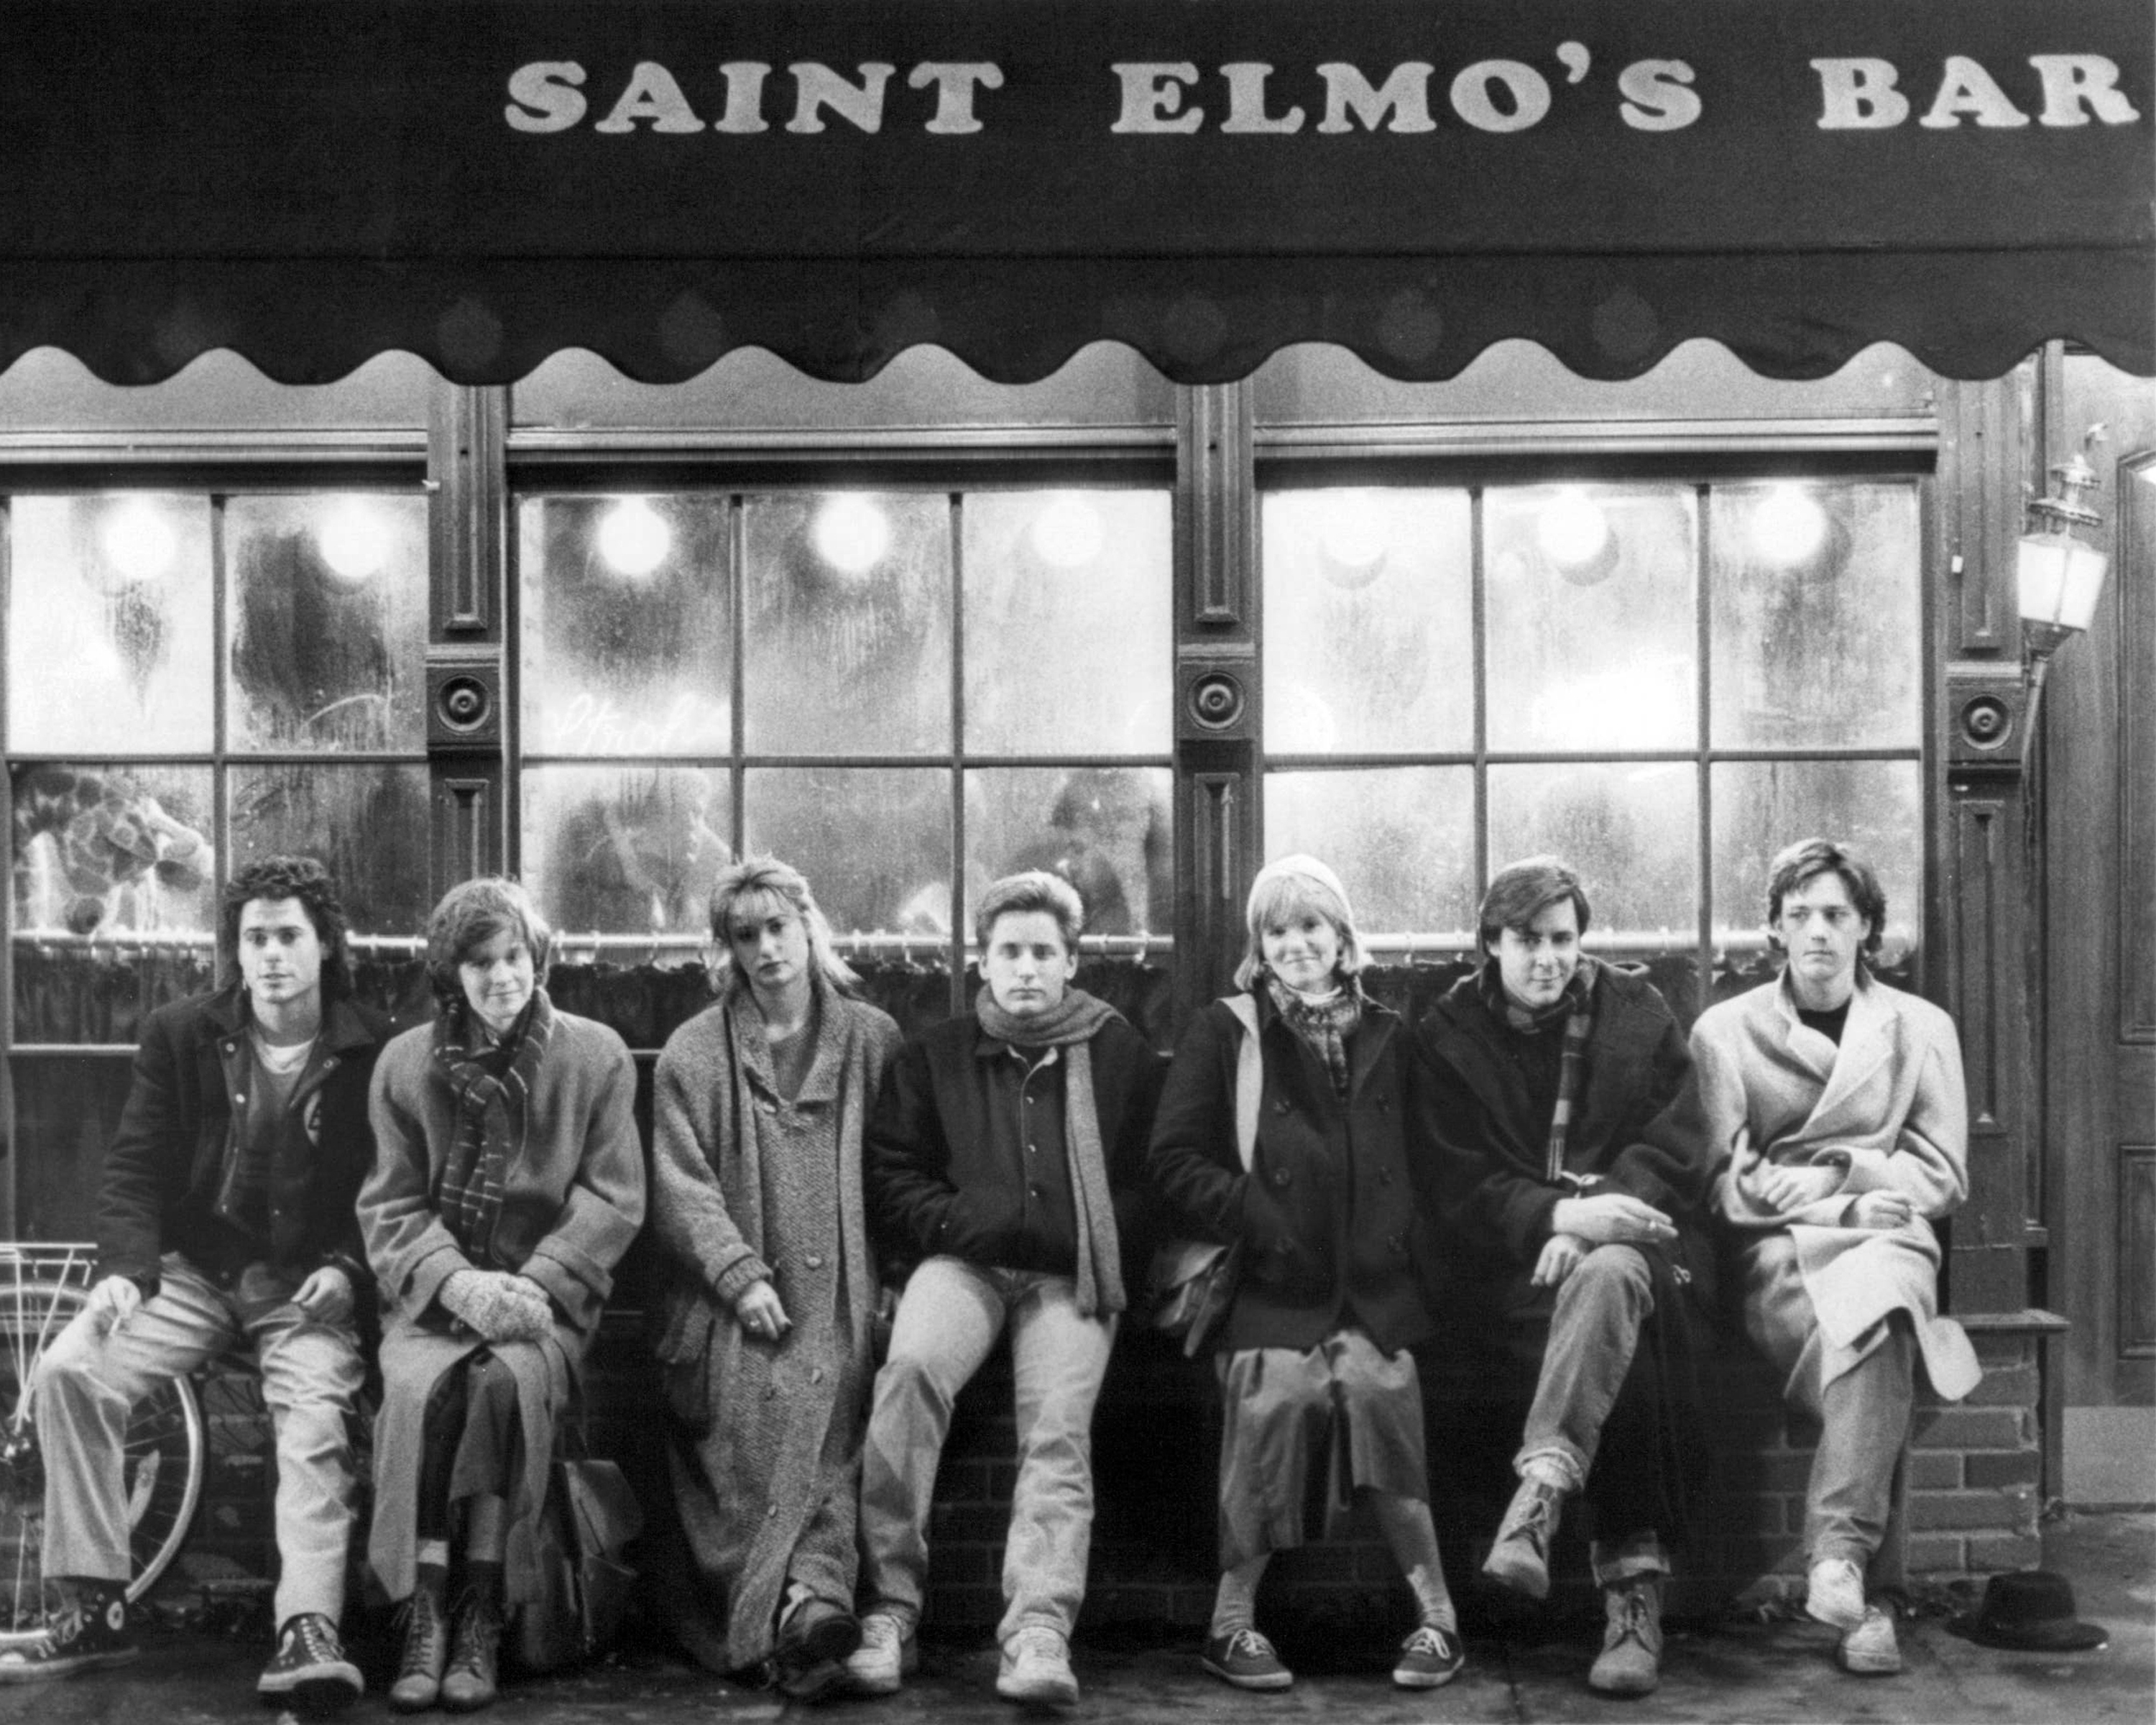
<box><xmin>2017</xmin><ymin>430</ymin><xmax>2110</xmax><ymax>753</ymax></box>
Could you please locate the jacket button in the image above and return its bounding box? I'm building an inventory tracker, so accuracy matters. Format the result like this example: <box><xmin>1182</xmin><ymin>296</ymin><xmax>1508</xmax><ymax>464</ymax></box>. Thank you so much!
<box><xmin>1378</xmin><ymin>1168</ymin><xmax>1393</xmax><ymax>1186</ymax></box>
<box><xmin>1388</xmin><ymin>1233</ymin><xmax>1404</xmax><ymax>1254</ymax></box>
<box><xmin>811</xmin><ymin>1368</ymin><xmax>824</xmax><ymax>1384</ymax></box>
<box><xmin>1273</xmin><ymin>1099</ymin><xmax>1292</xmax><ymax>1115</ymax></box>
<box><xmin>1271</xmin><ymin>1168</ymin><xmax>1291</xmax><ymax>1187</ymax></box>
<box><xmin>767</xmin><ymin>1504</ymin><xmax>778</xmax><ymax>1518</ymax></box>
<box><xmin>806</xmin><ymin>1255</ymin><xmax>824</xmax><ymax>1270</ymax></box>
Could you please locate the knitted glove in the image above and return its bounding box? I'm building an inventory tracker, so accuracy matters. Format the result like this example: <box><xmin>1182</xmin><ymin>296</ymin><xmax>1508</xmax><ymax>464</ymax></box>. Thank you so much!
<box><xmin>440</xmin><ymin>1269</ymin><xmax>553</xmax><ymax>1345</ymax></box>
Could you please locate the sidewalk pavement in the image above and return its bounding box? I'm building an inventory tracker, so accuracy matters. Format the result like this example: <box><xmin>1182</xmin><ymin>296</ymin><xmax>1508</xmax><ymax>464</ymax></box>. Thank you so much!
<box><xmin>0</xmin><ymin>1511</ymin><xmax>2145</xmax><ymax>1725</ymax></box>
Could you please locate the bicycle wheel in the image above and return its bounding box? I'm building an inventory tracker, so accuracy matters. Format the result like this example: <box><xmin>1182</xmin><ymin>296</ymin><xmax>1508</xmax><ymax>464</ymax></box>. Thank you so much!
<box><xmin>0</xmin><ymin>1279</ymin><xmax>203</xmax><ymax>1637</ymax></box>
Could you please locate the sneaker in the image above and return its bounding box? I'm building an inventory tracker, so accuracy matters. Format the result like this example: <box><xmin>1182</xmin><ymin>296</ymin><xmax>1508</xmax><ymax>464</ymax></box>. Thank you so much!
<box><xmin>1805</xmin><ymin>1556</ymin><xmax>1869</xmax><ymax>1632</ymax></box>
<box><xmin>389</xmin><ymin>1587</ymin><xmax>450</xmax><ymax>1714</ymax></box>
<box><xmin>776</xmin><ymin>1596</ymin><xmax>862</xmax><ymax>1702</ymax></box>
<box><xmin>1392</xmin><ymin>1623</ymin><xmax>1465</xmax><ymax>1690</ymax></box>
<box><xmin>1202</xmin><ymin>1627</ymin><xmax>1293</xmax><ymax>1691</ymax></box>
<box><xmin>1835</xmin><ymin>1604</ymin><xmax>1902</xmax><ymax>1676</ymax></box>
<box><xmin>843</xmin><ymin>1610</ymin><xmax>920</xmax><ymax>1696</ymax></box>
<box><xmin>439</xmin><ymin>1591</ymin><xmax>502</xmax><ymax>1714</ymax></box>
<box><xmin>257</xmin><ymin>1612</ymin><xmax>364</xmax><ymax>1713</ymax></box>
<box><xmin>1588</xmin><ymin>1576</ymin><xmax>1664</xmax><ymax>1697</ymax></box>
<box><xmin>0</xmin><ymin>1582</ymin><xmax>138</xmax><ymax>1683</ymax></box>
<box><xmin>995</xmin><ymin>1624</ymin><xmax>1079</xmax><ymax>1708</ymax></box>
<box><xmin>1483</xmin><ymin>1476</ymin><xmax>1565</xmax><ymax>1600</ymax></box>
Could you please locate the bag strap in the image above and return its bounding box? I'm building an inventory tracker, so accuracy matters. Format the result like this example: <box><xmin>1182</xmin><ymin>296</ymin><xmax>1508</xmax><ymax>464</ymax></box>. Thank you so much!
<box><xmin>1223</xmin><ymin>995</ymin><xmax>1261</xmax><ymax>1174</ymax></box>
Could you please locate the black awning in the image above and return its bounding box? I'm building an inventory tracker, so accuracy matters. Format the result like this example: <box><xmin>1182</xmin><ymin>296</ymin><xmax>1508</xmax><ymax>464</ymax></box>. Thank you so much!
<box><xmin>4</xmin><ymin>0</ymin><xmax>2150</xmax><ymax>385</ymax></box>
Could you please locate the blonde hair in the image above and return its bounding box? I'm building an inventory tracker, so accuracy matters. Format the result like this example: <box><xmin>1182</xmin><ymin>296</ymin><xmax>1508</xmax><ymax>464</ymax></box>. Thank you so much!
<box><xmin>709</xmin><ymin>855</ymin><xmax>860</xmax><ymax>995</ymax></box>
<box><xmin>1235</xmin><ymin>868</ymin><xmax>1366</xmax><ymax>991</ymax></box>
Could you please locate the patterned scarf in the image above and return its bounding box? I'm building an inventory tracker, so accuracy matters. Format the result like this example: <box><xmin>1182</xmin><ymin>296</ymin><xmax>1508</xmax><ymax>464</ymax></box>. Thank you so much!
<box><xmin>974</xmin><ymin>987</ymin><xmax>1126</xmax><ymax>1319</ymax></box>
<box><xmin>432</xmin><ymin>987</ymin><xmax>556</xmax><ymax>1264</ymax></box>
<box><xmin>1480</xmin><ymin>956</ymin><xmax>1600</xmax><ymax>1184</ymax></box>
<box><xmin>1264</xmin><ymin>971</ymin><xmax>1363</xmax><ymax>1098</ymax></box>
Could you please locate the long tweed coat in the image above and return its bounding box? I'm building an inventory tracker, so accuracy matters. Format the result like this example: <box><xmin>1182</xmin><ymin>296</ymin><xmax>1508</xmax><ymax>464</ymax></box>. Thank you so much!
<box><xmin>361</xmin><ymin>1006</ymin><xmax>645</xmax><ymax>1605</ymax></box>
<box><xmin>647</xmin><ymin>978</ymin><xmax>900</xmax><ymax>1673</ymax></box>
<box><xmin>1690</xmin><ymin>971</ymin><xmax>1980</xmax><ymax>1401</ymax></box>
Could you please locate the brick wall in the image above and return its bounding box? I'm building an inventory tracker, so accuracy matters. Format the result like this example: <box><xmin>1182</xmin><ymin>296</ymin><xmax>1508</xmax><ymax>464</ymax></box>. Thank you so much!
<box><xmin>172</xmin><ymin>1317</ymin><xmax>2046</xmax><ymax>1644</ymax></box>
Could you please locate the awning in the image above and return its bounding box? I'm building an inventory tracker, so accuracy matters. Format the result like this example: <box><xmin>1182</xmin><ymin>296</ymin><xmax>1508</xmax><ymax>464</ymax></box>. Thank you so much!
<box><xmin>4</xmin><ymin>0</ymin><xmax>2150</xmax><ymax>385</ymax></box>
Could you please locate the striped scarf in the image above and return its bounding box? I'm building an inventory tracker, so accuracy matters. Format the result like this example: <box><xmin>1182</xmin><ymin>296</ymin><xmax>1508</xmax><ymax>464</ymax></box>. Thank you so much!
<box><xmin>1480</xmin><ymin>957</ymin><xmax>1600</xmax><ymax>1185</ymax></box>
<box><xmin>432</xmin><ymin>987</ymin><xmax>556</xmax><ymax>1264</ymax></box>
<box><xmin>1265</xmin><ymin>972</ymin><xmax>1363</xmax><ymax>1098</ymax></box>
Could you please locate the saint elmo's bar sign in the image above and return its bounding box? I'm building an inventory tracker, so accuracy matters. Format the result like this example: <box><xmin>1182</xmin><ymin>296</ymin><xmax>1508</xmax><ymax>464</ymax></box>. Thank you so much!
<box><xmin>2</xmin><ymin>1</ymin><xmax>2149</xmax><ymax>385</ymax></box>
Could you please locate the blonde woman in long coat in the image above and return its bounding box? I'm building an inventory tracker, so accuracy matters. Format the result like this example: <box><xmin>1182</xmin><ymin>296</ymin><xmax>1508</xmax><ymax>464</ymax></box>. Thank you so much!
<box><xmin>648</xmin><ymin>858</ymin><xmax>900</xmax><ymax>1699</ymax></box>
<box><xmin>363</xmin><ymin>878</ymin><xmax>644</xmax><ymax>1714</ymax></box>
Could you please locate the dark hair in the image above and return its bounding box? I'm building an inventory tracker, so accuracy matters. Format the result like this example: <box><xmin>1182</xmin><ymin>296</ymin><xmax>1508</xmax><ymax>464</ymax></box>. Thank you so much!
<box><xmin>221</xmin><ymin>856</ymin><xmax>351</xmax><ymax>996</ymax></box>
<box><xmin>424</xmin><ymin>877</ymin><xmax>554</xmax><ymax>1008</ymax></box>
<box><xmin>1766</xmin><ymin>838</ymin><xmax>1886</xmax><ymax>959</ymax></box>
<box><xmin>974</xmin><ymin>870</ymin><xmax>1084</xmax><ymax>954</ymax></box>
<box><xmin>1479</xmin><ymin>855</ymin><xmax>1592</xmax><ymax>955</ymax></box>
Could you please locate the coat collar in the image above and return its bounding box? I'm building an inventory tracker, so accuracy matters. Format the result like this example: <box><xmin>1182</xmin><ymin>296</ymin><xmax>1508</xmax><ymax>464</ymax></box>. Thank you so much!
<box><xmin>1773</xmin><ymin>968</ymin><xmax>1897</xmax><ymax>1122</ymax></box>
<box><xmin>203</xmin><ymin>982</ymin><xmax>379</xmax><ymax>1059</ymax></box>
<box><xmin>1256</xmin><ymin>983</ymin><xmax>1398</xmax><ymax>1103</ymax></box>
<box><xmin>728</xmin><ymin>974</ymin><xmax>854</xmax><ymax>1105</ymax></box>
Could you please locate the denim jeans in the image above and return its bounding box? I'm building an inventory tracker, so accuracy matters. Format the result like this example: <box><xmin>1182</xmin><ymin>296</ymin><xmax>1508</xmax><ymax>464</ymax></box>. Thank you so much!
<box><xmin>37</xmin><ymin>1253</ymin><xmax>364</xmax><ymax>1624</ymax></box>
<box><xmin>859</xmin><ymin>1256</ymin><xmax>1115</xmax><ymax>1644</ymax></box>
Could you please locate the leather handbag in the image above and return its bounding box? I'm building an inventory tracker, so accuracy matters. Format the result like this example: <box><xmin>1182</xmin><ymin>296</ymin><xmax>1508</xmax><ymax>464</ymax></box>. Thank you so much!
<box><xmin>1146</xmin><ymin>995</ymin><xmax>1261</xmax><ymax>1358</ymax></box>
<box><xmin>511</xmin><ymin>1422</ymin><xmax>644</xmax><ymax>1672</ymax></box>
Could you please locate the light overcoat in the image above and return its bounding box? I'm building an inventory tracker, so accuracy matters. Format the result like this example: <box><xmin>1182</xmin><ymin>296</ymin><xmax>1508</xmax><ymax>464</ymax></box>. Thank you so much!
<box><xmin>647</xmin><ymin>978</ymin><xmax>900</xmax><ymax>1673</ymax></box>
<box><xmin>361</xmin><ymin>1007</ymin><xmax>645</xmax><ymax>1605</ymax></box>
<box><xmin>1691</xmin><ymin>971</ymin><xmax>1980</xmax><ymax>1399</ymax></box>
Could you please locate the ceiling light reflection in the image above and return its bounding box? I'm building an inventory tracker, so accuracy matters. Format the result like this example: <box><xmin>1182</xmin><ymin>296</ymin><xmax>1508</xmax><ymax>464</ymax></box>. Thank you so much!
<box><xmin>1031</xmin><ymin>493</ymin><xmax>1105</xmax><ymax>569</ymax></box>
<box><xmin>598</xmin><ymin>498</ymin><xmax>671</xmax><ymax>578</ymax></box>
<box><xmin>318</xmin><ymin>499</ymin><xmax>391</xmax><ymax>581</ymax></box>
<box><xmin>101</xmin><ymin>498</ymin><xmax>178</xmax><ymax>582</ymax></box>
<box><xmin>814</xmin><ymin>495</ymin><xmax>890</xmax><ymax>576</ymax></box>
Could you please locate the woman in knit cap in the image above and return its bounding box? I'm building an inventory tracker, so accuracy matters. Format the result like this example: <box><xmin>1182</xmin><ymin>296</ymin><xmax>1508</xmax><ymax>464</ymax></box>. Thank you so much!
<box><xmin>646</xmin><ymin>857</ymin><xmax>901</xmax><ymax>1698</ymax></box>
<box><xmin>1148</xmin><ymin>855</ymin><xmax>1460</xmax><ymax>1693</ymax></box>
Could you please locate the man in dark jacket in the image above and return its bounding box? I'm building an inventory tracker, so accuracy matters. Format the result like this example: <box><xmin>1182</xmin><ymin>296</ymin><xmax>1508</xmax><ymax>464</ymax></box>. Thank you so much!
<box><xmin>0</xmin><ymin>857</ymin><xmax>390</xmax><ymax>1712</ymax></box>
<box><xmin>1419</xmin><ymin>856</ymin><xmax>1715</xmax><ymax>1699</ymax></box>
<box><xmin>851</xmin><ymin>871</ymin><xmax>1164</xmax><ymax>1709</ymax></box>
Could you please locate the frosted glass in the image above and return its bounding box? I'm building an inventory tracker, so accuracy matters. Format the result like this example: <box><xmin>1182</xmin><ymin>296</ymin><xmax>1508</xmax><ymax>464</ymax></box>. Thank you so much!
<box><xmin>1264</xmin><ymin>489</ymin><xmax>1473</xmax><ymax>755</ymax></box>
<box><xmin>1488</xmin><ymin>763</ymin><xmax>1698</xmax><ymax>952</ymax></box>
<box><xmin>1709</xmin><ymin>482</ymin><xmax>1922</xmax><ymax>748</ymax></box>
<box><xmin>1263</xmin><ymin>767</ymin><xmax>1477</xmax><ymax>942</ymax></box>
<box><xmin>230</xmin><ymin>764</ymin><xmax>432</xmax><ymax>936</ymax></box>
<box><xmin>519</xmin><ymin>495</ymin><xmax>732</xmax><ymax>757</ymax></box>
<box><xmin>1710</xmin><ymin>760</ymin><xmax>1923</xmax><ymax>960</ymax></box>
<box><xmin>7</xmin><ymin>496</ymin><xmax>214</xmax><ymax>753</ymax></box>
<box><xmin>11</xmin><ymin>762</ymin><xmax>216</xmax><ymax>937</ymax></box>
<box><xmin>227</xmin><ymin>494</ymin><xmax>428</xmax><ymax>752</ymax></box>
<box><xmin>522</xmin><ymin>765</ymin><xmax>733</xmax><ymax>937</ymax></box>
<box><xmin>1485</xmin><ymin>484</ymin><xmax>1698</xmax><ymax>752</ymax></box>
<box><xmin>966</xmin><ymin>768</ymin><xmax>1173</xmax><ymax>939</ymax></box>
<box><xmin>962</xmin><ymin>491</ymin><xmax>1172</xmax><ymax>755</ymax></box>
<box><xmin>743</xmin><ymin>494</ymin><xmax>951</xmax><ymax>755</ymax></box>
<box><xmin>743</xmin><ymin>767</ymin><xmax>951</xmax><ymax>942</ymax></box>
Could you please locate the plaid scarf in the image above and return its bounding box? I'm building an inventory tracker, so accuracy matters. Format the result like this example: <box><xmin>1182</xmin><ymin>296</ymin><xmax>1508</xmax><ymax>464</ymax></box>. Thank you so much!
<box><xmin>1480</xmin><ymin>956</ymin><xmax>1600</xmax><ymax>1185</ymax></box>
<box><xmin>432</xmin><ymin>987</ymin><xmax>556</xmax><ymax>1265</ymax></box>
<box><xmin>1265</xmin><ymin>972</ymin><xmax>1363</xmax><ymax>1098</ymax></box>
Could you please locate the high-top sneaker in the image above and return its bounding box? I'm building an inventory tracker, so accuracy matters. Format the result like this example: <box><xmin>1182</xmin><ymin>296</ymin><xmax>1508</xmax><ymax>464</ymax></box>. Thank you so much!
<box><xmin>0</xmin><ymin>1578</ymin><xmax>138</xmax><ymax>1681</ymax></box>
<box><xmin>440</xmin><ymin>1588</ymin><xmax>503</xmax><ymax>1714</ymax></box>
<box><xmin>389</xmin><ymin>1586</ymin><xmax>451</xmax><ymax>1713</ymax></box>
<box><xmin>258</xmin><ymin>1611</ymin><xmax>364</xmax><ymax>1712</ymax></box>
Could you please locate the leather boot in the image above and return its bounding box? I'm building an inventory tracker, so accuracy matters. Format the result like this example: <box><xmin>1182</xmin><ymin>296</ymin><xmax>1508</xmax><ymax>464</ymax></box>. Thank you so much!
<box><xmin>390</xmin><ymin>1585</ymin><xmax>451</xmax><ymax>1713</ymax></box>
<box><xmin>439</xmin><ymin>1588</ymin><xmax>502</xmax><ymax>1714</ymax></box>
<box><xmin>1588</xmin><ymin>1574</ymin><xmax>1664</xmax><ymax>1696</ymax></box>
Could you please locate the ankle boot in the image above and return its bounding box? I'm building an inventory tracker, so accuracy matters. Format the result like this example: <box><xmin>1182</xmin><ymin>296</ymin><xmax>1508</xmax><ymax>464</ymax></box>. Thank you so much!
<box><xmin>390</xmin><ymin>1585</ymin><xmax>451</xmax><ymax>1713</ymax></box>
<box><xmin>439</xmin><ymin>1588</ymin><xmax>502</xmax><ymax>1714</ymax></box>
<box><xmin>1588</xmin><ymin>1574</ymin><xmax>1664</xmax><ymax>1696</ymax></box>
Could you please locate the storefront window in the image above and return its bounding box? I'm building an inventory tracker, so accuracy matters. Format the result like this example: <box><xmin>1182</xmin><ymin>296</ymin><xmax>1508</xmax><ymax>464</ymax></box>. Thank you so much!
<box><xmin>1261</xmin><ymin>477</ymin><xmax>1925</xmax><ymax>1025</ymax></box>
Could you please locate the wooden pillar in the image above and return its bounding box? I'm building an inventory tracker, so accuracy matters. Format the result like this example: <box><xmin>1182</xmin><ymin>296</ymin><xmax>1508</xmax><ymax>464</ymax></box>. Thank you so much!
<box><xmin>1172</xmin><ymin>382</ymin><xmax>1259</xmax><ymax>1030</ymax></box>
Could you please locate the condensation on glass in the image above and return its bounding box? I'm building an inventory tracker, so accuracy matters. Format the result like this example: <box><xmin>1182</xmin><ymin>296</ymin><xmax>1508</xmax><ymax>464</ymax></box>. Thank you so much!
<box><xmin>519</xmin><ymin>494</ymin><xmax>733</xmax><ymax>757</ymax></box>
<box><xmin>743</xmin><ymin>767</ymin><xmax>952</xmax><ymax>943</ymax></box>
<box><xmin>744</xmin><ymin>493</ymin><xmax>952</xmax><ymax>755</ymax></box>
<box><xmin>962</xmin><ymin>492</ymin><xmax>1172</xmax><ymax>756</ymax></box>
<box><xmin>521</xmin><ymin>765</ymin><xmax>734</xmax><ymax>940</ymax></box>
<box><xmin>230</xmin><ymin>764</ymin><xmax>433</xmax><ymax>937</ymax></box>
<box><xmin>226</xmin><ymin>494</ymin><xmax>428</xmax><ymax>753</ymax></box>
<box><xmin>1263</xmin><ymin>768</ymin><xmax>1476</xmax><ymax>946</ymax></box>
<box><xmin>1485</xmin><ymin>483</ymin><xmax>1700</xmax><ymax>753</ymax></box>
<box><xmin>966</xmin><ymin>768</ymin><xmax>1173</xmax><ymax>940</ymax></box>
<box><xmin>1708</xmin><ymin>482</ymin><xmax>1923</xmax><ymax>749</ymax></box>
<box><xmin>1263</xmin><ymin>489</ymin><xmax>1473</xmax><ymax>755</ymax></box>
<box><xmin>1488</xmin><ymin>762</ymin><xmax>1700</xmax><ymax>951</ymax></box>
<box><xmin>6</xmin><ymin>495</ymin><xmax>216</xmax><ymax>753</ymax></box>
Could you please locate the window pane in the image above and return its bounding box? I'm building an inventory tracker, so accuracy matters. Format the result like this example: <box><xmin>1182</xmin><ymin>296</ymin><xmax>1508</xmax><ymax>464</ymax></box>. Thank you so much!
<box><xmin>1709</xmin><ymin>482</ymin><xmax>1922</xmax><ymax>748</ymax></box>
<box><xmin>1710</xmin><ymin>760</ymin><xmax>1923</xmax><ymax>978</ymax></box>
<box><xmin>519</xmin><ymin>496</ymin><xmax>733</xmax><ymax>756</ymax></box>
<box><xmin>1488</xmin><ymin>763</ymin><xmax>1698</xmax><ymax>951</ymax></box>
<box><xmin>1485</xmin><ymin>484</ymin><xmax>1698</xmax><ymax>752</ymax></box>
<box><xmin>962</xmin><ymin>491</ymin><xmax>1172</xmax><ymax>755</ymax></box>
<box><xmin>965</xmin><ymin>767</ymin><xmax>1173</xmax><ymax>940</ymax></box>
<box><xmin>226</xmin><ymin>494</ymin><xmax>428</xmax><ymax>753</ymax></box>
<box><xmin>1264</xmin><ymin>767</ymin><xmax>1477</xmax><ymax>944</ymax></box>
<box><xmin>7</xmin><ymin>495</ymin><xmax>214</xmax><ymax>753</ymax></box>
<box><xmin>521</xmin><ymin>765</ymin><xmax>733</xmax><ymax>938</ymax></box>
<box><xmin>743</xmin><ymin>494</ymin><xmax>952</xmax><ymax>755</ymax></box>
<box><xmin>743</xmin><ymin>766</ymin><xmax>950</xmax><ymax>944</ymax></box>
<box><xmin>11</xmin><ymin>1054</ymin><xmax>136</xmax><ymax>1231</ymax></box>
<box><xmin>229</xmin><ymin>764</ymin><xmax>433</xmax><ymax>937</ymax></box>
<box><xmin>1263</xmin><ymin>489</ymin><xmax>1473</xmax><ymax>755</ymax></box>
